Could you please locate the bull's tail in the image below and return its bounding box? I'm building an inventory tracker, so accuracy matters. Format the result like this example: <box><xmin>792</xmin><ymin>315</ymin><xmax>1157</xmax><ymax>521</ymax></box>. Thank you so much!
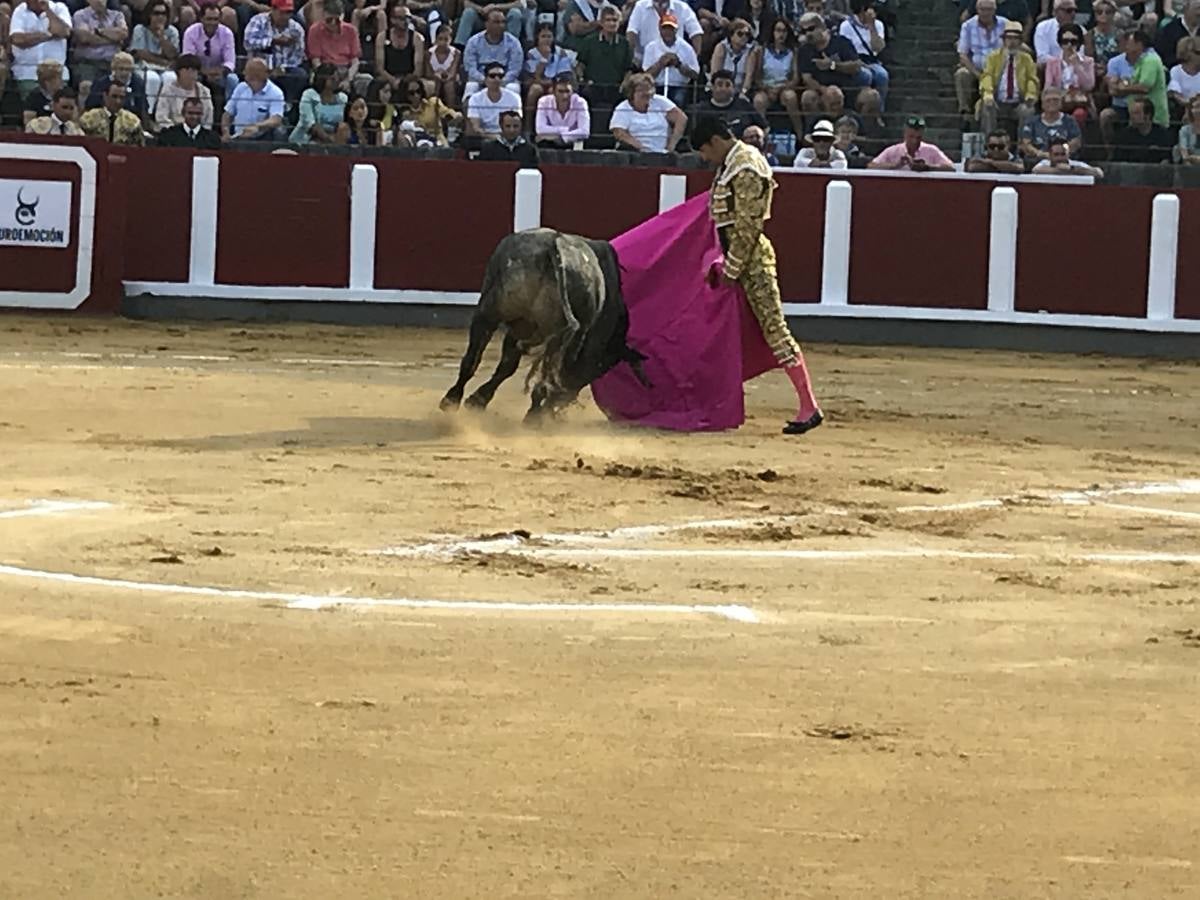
<box><xmin>524</xmin><ymin>234</ymin><xmax>583</xmax><ymax>394</ymax></box>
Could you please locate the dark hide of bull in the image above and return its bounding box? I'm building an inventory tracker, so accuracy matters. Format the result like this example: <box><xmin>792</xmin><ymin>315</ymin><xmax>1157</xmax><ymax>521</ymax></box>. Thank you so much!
<box><xmin>440</xmin><ymin>229</ymin><xmax>650</xmax><ymax>423</ymax></box>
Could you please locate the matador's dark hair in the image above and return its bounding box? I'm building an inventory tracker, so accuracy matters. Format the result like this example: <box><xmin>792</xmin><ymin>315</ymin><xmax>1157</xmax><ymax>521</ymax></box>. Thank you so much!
<box><xmin>692</xmin><ymin>116</ymin><xmax>732</xmax><ymax>148</ymax></box>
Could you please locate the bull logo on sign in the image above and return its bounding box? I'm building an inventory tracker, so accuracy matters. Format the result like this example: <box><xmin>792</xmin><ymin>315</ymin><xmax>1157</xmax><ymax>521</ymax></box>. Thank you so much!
<box><xmin>15</xmin><ymin>187</ymin><xmax>39</xmax><ymax>227</ymax></box>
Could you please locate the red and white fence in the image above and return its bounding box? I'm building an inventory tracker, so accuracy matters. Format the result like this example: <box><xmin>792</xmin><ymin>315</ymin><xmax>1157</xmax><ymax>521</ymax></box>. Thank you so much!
<box><xmin>1</xmin><ymin>138</ymin><xmax>1198</xmax><ymax>332</ymax></box>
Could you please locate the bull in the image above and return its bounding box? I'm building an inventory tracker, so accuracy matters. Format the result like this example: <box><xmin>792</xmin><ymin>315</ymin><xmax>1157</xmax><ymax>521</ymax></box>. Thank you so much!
<box><xmin>440</xmin><ymin>228</ymin><xmax>650</xmax><ymax>422</ymax></box>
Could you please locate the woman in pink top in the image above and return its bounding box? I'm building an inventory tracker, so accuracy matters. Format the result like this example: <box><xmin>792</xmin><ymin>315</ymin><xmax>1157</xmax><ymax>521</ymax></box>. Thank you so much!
<box><xmin>1043</xmin><ymin>22</ymin><xmax>1095</xmax><ymax>128</ymax></box>
<box><xmin>535</xmin><ymin>73</ymin><xmax>591</xmax><ymax>146</ymax></box>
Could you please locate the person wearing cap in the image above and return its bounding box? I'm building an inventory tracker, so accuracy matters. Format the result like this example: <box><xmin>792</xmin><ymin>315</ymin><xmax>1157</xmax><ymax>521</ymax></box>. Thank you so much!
<box><xmin>692</xmin><ymin>115</ymin><xmax>824</xmax><ymax>437</ymax></box>
<box><xmin>244</xmin><ymin>0</ymin><xmax>309</xmax><ymax>103</ymax></box>
<box><xmin>868</xmin><ymin>115</ymin><xmax>954</xmax><ymax>171</ymax></box>
<box><xmin>976</xmin><ymin>19</ymin><xmax>1037</xmax><ymax>133</ymax></box>
<box><xmin>626</xmin><ymin>0</ymin><xmax>703</xmax><ymax>66</ymax></box>
<box><xmin>793</xmin><ymin>118</ymin><xmax>848</xmax><ymax>167</ymax></box>
<box><xmin>642</xmin><ymin>13</ymin><xmax>701</xmax><ymax>108</ymax></box>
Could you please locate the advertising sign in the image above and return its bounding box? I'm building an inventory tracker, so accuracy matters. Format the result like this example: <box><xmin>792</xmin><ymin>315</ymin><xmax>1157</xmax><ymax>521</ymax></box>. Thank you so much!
<box><xmin>0</xmin><ymin>179</ymin><xmax>73</xmax><ymax>248</ymax></box>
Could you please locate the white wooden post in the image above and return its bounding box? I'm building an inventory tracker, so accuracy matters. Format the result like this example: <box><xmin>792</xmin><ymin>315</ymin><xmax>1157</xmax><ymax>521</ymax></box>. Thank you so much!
<box><xmin>348</xmin><ymin>164</ymin><xmax>378</xmax><ymax>292</ymax></box>
<box><xmin>658</xmin><ymin>174</ymin><xmax>687</xmax><ymax>213</ymax></box>
<box><xmin>188</xmin><ymin>156</ymin><xmax>219</xmax><ymax>287</ymax></box>
<box><xmin>1146</xmin><ymin>193</ymin><xmax>1180</xmax><ymax>321</ymax></box>
<box><xmin>513</xmin><ymin>169</ymin><xmax>543</xmax><ymax>232</ymax></box>
<box><xmin>820</xmin><ymin>180</ymin><xmax>852</xmax><ymax>306</ymax></box>
<box><xmin>986</xmin><ymin>187</ymin><xmax>1019</xmax><ymax>314</ymax></box>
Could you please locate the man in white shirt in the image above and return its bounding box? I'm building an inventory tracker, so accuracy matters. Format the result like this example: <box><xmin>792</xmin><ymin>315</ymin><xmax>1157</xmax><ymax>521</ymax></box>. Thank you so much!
<box><xmin>793</xmin><ymin>118</ymin><xmax>848</xmax><ymax>168</ymax></box>
<box><xmin>467</xmin><ymin>61</ymin><xmax>522</xmax><ymax>137</ymax></box>
<box><xmin>8</xmin><ymin>0</ymin><xmax>71</xmax><ymax>98</ymax></box>
<box><xmin>626</xmin><ymin>0</ymin><xmax>702</xmax><ymax>65</ymax></box>
<box><xmin>641</xmin><ymin>15</ymin><xmax>700</xmax><ymax>108</ymax></box>
<box><xmin>1032</xmin><ymin>137</ymin><xmax>1103</xmax><ymax>177</ymax></box>
<box><xmin>610</xmin><ymin>71</ymin><xmax>687</xmax><ymax>151</ymax></box>
<box><xmin>1033</xmin><ymin>0</ymin><xmax>1076</xmax><ymax>66</ymax></box>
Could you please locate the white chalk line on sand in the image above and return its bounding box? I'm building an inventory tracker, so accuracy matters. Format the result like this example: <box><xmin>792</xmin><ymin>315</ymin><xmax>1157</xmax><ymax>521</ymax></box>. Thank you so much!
<box><xmin>0</xmin><ymin>563</ymin><xmax>759</xmax><ymax>623</ymax></box>
<box><xmin>7</xmin><ymin>351</ymin><xmax>448</xmax><ymax>370</ymax></box>
<box><xmin>372</xmin><ymin>478</ymin><xmax>1200</xmax><ymax>565</ymax></box>
<box><xmin>373</xmin><ymin>543</ymin><xmax>1200</xmax><ymax>565</ymax></box>
<box><xmin>896</xmin><ymin>479</ymin><xmax>1200</xmax><ymax>513</ymax></box>
<box><xmin>0</xmin><ymin>499</ymin><xmax>114</xmax><ymax>520</ymax></box>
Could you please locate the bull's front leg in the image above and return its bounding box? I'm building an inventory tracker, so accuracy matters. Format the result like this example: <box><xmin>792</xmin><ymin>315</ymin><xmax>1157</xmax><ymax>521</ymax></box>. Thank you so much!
<box><xmin>466</xmin><ymin>332</ymin><xmax>523</xmax><ymax>410</ymax></box>
<box><xmin>524</xmin><ymin>383</ymin><xmax>551</xmax><ymax>425</ymax></box>
<box><xmin>441</xmin><ymin>314</ymin><xmax>497</xmax><ymax>411</ymax></box>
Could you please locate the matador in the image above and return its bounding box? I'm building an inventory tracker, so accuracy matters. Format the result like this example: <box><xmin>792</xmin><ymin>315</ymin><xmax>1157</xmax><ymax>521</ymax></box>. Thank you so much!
<box><xmin>693</xmin><ymin>116</ymin><xmax>823</xmax><ymax>436</ymax></box>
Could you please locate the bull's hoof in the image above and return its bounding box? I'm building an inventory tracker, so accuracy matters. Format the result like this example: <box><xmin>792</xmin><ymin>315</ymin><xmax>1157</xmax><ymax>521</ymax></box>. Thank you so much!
<box><xmin>464</xmin><ymin>392</ymin><xmax>490</xmax><ymax>411</ymax></box>
<box><xmin>439</xmin><ymin>392</ymin><xmax>462</xmax><ymax>412</ymax></box>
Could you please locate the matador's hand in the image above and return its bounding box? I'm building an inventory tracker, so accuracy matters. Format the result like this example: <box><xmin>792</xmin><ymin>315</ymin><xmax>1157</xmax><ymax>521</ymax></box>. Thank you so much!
<box><xmin>706</xmin><ymin>261</ymin><xmax>726</xmax><ymax>288</ymax></box>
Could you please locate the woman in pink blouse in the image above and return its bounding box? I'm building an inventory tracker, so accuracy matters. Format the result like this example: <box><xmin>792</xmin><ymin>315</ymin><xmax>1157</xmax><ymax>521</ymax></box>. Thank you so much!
<box><xmin>534</xmin><ymin>74</ymin><xmax>591</xmax><ymax>147</ymax></box>
<box><xmin>1043</xmin><ymin>22</ymin><xmax>1096</xmax><ymax>128</ymax></box>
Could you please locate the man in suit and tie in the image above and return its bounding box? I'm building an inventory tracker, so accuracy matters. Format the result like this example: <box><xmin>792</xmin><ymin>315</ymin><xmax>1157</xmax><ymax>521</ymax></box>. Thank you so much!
<box><xmin>80</xmin><ymin>80</ymin><xmax>146</xmax><ymax>144</ymax></box>
<box><xmin>157</xmin><ymin>96</ymin><xmax>221</xmax><ymax>148</ymax></box>
<box><xmin>24</xmin><ymin>86</ymin><xmax>83</xmax><ymax>135</ymax></box>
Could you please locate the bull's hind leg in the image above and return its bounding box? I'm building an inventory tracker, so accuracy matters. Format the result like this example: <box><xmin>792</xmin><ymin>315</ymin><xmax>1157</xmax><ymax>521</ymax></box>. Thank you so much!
<box><xmin>465</xmin><ymin>332</ymin><xmax>523</xmax><ymax>410</ymax></box>
<box><xmin>440</xmin><ymin>314</ymin><xmax>497</xmax><ymax>411</ymax></box>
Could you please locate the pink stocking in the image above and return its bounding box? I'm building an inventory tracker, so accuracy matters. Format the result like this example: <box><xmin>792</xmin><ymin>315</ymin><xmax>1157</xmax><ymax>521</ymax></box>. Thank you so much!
<box><xmin>785</xmin><ymin>356</ymin><xmax>819</xmax><ymax>421</ymax></box>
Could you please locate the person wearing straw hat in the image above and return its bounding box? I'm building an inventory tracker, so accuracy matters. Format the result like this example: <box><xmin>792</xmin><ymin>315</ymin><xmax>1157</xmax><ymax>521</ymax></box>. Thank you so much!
<box><xmin>793</xmin><ymin>118</ymin><xmax>848</xmax><ymax>167</ymax></box>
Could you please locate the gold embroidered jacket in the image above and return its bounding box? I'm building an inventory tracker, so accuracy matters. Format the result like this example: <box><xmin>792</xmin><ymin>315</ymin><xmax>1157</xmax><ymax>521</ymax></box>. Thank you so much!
<box><xmin>709</xmin><ymin>139</ymin><xmax>777</xmax><ymax>281</ymax></box>
<box><xmin>80</xmin><ymin>108</ymin><xmax>146</xmax><ymax>146</ymax></box>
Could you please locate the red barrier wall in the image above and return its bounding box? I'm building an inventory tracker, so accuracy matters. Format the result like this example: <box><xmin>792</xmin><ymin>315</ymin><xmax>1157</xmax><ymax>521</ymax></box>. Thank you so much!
<box><xmin>542</xmin><ymin>165</ymin><xmax>661</xmax><ymax>240</ymax></box>
<box><xmin>122</xmin><ymin>147</ymin><xmax>195</xmax><ymax>284</ymax></box>
<box><xmin>216</xmin><ymin>154</ymin><xmax>353</xmax><ymax>287</ymax></box>
<box><xmin>850</xmin><ymin>178</ymin><xmax>992</xmax><ymax>310</ymax></box>
<box><xmin>1014</xmin><ymin>184</ymin><xmax>1154</xmax><ymax>317</ymax></box>
<box><xmin>1176</xmin><ymin>192</ymin><xmax>1200</xmax><ymax>320</ymax></box>
<box><xmin>9</xmin><ymin>141</ymin><xmax>1178</xmax><ymax>326</ymax></box>
<box><xmin>375</xmin><ymin>159</ymin><xmax>510</xmax><ymax>291</ymax></box>
<box><xmin>0</xmin><ymin>157</ymin><xmax>83</xmax><ymax>296</ymax></box>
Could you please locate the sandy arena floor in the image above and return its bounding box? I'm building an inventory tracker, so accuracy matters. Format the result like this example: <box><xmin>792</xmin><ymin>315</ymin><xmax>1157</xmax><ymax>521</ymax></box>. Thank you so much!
<box><xmin>1</xmin><ymin>315</ymin><xmax>1198</xmax><ymax>898</ymax></box>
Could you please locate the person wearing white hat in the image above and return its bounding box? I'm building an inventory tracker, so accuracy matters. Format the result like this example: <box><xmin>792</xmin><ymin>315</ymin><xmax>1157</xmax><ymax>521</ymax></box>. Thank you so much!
<box><xmin>793</xmin><ymin>118</ymin><xmax>848</xmax><ymax>167</ymax></box>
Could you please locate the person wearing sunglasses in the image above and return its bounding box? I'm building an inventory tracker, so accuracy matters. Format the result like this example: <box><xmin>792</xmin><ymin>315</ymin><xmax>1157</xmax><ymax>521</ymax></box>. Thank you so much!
<box><xmin>696</xmin><ymin>0</ymin><xmax>751</xmax><ymax>61</ymax></box>
<box><xmin>130</xmin><ymin>0</ymin><xmax>180</xmax><ymax>115</ymax></box>
<box><xmin>181</xmin><ymin>0</ymin><xmax>238</xmax><ymax>110</ymax></box>
<box><xmin>399</xmin><ymin>74</ymin><xmax>462</xmax><ymax>144</ymax></box>
<box><xmin>965</xmin><ymin>127</ymin><xmax>1025</xmax><ymax>172</ymax></box>
<box><xmin>1033</xmin><ymin>0</ymin><xmax>1076</xmax><ymax>66</ymax></box>
<box><xmin>709</xmin><ymin>17</ymin><xmax>758</xmax><ymax>97</ymax></box>
<box><xmin>1043</xmin><ymin>21</ymin><xmax>1094</xmax><ymax>127</ymax></box>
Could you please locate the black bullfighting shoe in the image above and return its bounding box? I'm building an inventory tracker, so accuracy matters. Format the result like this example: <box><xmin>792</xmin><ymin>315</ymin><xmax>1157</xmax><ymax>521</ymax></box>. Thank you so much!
<box><xmin>783</xmin><ymin>410</ymin><xmax>824</xmax><ymax>436</ymax></box>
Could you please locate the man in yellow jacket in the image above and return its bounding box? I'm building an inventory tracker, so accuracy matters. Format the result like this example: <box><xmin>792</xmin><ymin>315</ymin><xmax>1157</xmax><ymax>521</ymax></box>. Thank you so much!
<box><xmin>977</xmin><ymin>21</ymin><xmax>1039</xmax><ymax>135</ymax></box>
<box><xmin>80</xmin><ymin>80</ymin><xmax>145</xmax><ymax>145</ymax></box>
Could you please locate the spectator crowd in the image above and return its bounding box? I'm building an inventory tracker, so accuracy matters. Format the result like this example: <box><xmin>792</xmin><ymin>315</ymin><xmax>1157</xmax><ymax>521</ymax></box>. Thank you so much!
<box><xmin>0</xmin><ymin>0</ymin><xmax>1194</xmax><ymax>170</ymax></box>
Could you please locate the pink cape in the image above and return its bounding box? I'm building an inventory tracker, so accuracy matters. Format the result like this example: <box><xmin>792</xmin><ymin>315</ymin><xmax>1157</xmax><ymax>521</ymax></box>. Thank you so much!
<box><xmin>590</xmin><ymin>192</ymin><xmax>780</xmax><ymax>431</ymax></box>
